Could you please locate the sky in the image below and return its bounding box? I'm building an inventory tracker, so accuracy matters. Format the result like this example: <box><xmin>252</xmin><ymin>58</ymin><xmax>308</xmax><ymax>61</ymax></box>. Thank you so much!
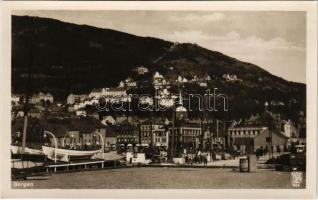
<box><xmin>13</xmin><ymin>10</ymin><xmax>306</xmax><ymax>83</ymax></box>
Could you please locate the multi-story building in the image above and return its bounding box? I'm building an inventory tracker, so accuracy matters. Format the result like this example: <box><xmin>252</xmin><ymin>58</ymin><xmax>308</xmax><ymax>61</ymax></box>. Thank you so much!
<box><xmin>153</xmin><ymin>130</ymin><xmax>169</xmax><ymax>148</ymax></box>
<box><xmin>228</xmin><ymin>126</ymin><xmax>288</xmax><ymax>154</ymax></box>
<box><xmin>42</xmin><ymin>117</ymin><xmax>106</xmax><ymax>148</ymax></box>
<box><xmin>169</xmin><ymin>123</ymin><xmax>202</xmax><ymax>153</ymax></box>
<box><xmin>140</xmin><ymin>120</ymin><xmax>167</xmax><ymax>147</ymax></box>
<box><xmin>111</xmin><ymin>124</ymin><xmax>139</xmax><ymax>151</ymax></box>
<box><xmin>88</xmin><ymin>87</ymin><xmax>130</xmax><ymax>103</ymax></box>
<box><xmin>203</xmin><ymin>129</ymin><xmax>227</xmax><ymax>151</ymax></box>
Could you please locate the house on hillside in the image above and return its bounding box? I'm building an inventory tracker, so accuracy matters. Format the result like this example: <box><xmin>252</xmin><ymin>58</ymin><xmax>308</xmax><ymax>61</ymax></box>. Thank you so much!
<box><xmin>12</xmin><ymin>94</ymin><xmax>20</xmax><ymax>105</ymax></box>
<box><xmin>89</xmin><ymin>88</ymin><xmax>103</xmax><ymax>98</ymax></box>
<box><xmin>124</xmin><ymin>77</ymin><xmax>137</xmax><ymax>88</ymax></box>
<box><xmin>89</xmin><ymin>87</ymin><xmax>130</xmax><ymax>103</ymax></box>
<box><xmin>133</xmin><ymin>66</ymin><xmax>149</xmax><ymax>75</ymax></box>
<box><xmin>67</xmin><ymin>94</ymin><xmax>88</xmax><ymax>105</ymax></box>
<box><xmin>30</xmin><ymin>92</ymin><xmax>54</xmax><ymax>104</ymax></box>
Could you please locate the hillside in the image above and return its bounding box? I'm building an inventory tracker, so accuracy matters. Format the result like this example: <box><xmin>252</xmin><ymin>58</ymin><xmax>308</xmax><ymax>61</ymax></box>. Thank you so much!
<box><xmin>11</xmin><ymin>15</ymin><xmax>306</xmax><ymax>120</ymax></box>
<box><xmin>12</xmin><ymin>15</ymin><xmax>172</xmax><ymax>98</ymax></box>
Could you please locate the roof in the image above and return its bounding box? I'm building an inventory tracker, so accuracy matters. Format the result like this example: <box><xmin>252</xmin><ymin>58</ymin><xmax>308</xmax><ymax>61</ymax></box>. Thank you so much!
<box><xmin>106</xmin><ymin>124</ymin><xmax>137</xmax><ymax>136</ymax></box>
<box><xmin>107</xmin><ymin>88</ymin><xmax>126</xmax><ymax>92</ymax></box>
<box><xmin>11</xmin><ymin>117</ymin><xmax>107</xmax><ymax>140</ymax></box>
<box><xmin>228</xmin><ymin>126</ymin><xmax>267</xmax><ymax>131</ymax></box>
<box><xmin>91</xmin><ymin>88</ymin><xmax>102</xmax><ymax>93</ymax></box>
<box><xmin>140</xmin><ymin>119</ymin><xmax>165</xmax><ymax>125</ymax></box>
<box><xmin>44</xmin><ymin>117</ymin><xmax>106</xmax><ymax>137</ymax></box>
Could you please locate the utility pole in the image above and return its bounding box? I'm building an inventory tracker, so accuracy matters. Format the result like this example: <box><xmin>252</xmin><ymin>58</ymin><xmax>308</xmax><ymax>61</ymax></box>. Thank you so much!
<box><xmin>216</xmin><ymin>119</ymin><xmax>219</xmax><ymax>150</ymax></box>
<box><xmin>22</xmin><ymin>31</ymin><xmax>35</xmax><ymax>154</ymax></box>
<box><xmin>265</xmin><ymin>102</ymin><xmax>272</xmax><ymax>159</ymax></box>
<box><xmin>209</xmin><ymin>119</ymin><xmax>213</xmax><ymax>160</ymax></box>
<box><xmin>269</xmin><ymin>116</ymin><xmax>273</xmax><ymax>159</ymax></box>
<box><xmin>170</xmin><ymin>110</ymin><xmax>175</xmax><ymax>160</ymax></box>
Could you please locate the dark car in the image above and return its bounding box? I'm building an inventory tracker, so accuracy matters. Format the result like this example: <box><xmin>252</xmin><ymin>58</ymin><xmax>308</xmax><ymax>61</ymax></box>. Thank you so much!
<box><xmin>275</xmin><ymin>153</ymin><xmax>306</xmax><ymax>171</ymax></box>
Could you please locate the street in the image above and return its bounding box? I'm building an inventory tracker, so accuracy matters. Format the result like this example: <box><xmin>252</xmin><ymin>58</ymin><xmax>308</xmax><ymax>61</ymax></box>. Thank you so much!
<box><xmin>12</xmin><ymin>167</ymin><xmax>304</xmax><ymax>189</ymax></box>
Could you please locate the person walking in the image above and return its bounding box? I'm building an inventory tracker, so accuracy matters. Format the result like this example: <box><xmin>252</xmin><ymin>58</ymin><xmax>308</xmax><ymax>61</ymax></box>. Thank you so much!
<box><xmin>256</xmin><ymin>148</ymin><xmax>260</xmax><ymax>160</ymax></box>
<box><xmin>204</xmin><ymin>154</ymin><xmax>208</xmax><ymax>166</ymax></box>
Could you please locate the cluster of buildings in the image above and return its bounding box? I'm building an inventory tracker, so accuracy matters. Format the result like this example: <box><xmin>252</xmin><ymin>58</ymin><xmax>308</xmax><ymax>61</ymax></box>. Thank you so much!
<box><xmin>222</xmin><ymin>73</ymin><xmax>242</xmax><ymax>82</ymax></box>
<box><xmin>11</xmin><ymin>66</ymin><xmax>306</xmax><ymax>159</ymax></box>
<box><xmin>12</xmin><ymin>92</ymin><xmax>54</xmax><ymax>105</ymax></box>
<box><xmin>61</xmin><ymin>68</ymin><xmax>213</xmax><ymax>110</ymax></box>
<box><xmin>11</xmin><ymin>89</ymin><xmax>306</xmax><ymax>159</ymax></box>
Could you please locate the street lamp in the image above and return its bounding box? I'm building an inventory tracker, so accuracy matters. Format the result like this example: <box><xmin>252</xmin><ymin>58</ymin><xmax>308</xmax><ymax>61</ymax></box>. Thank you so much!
<box><xmin>93</xmin><ymin>131</ymin><xmax>104</xmax><ymax>160</ymax></box>
<box><xmin>264</xmin><ymin>101</ymin><xmax>273</xmax><ymax>159</ymax></box>
<box><xmin>44</xmin><ymin>130</ymin><xmax>57</xmax><ymax>163</ymax></box>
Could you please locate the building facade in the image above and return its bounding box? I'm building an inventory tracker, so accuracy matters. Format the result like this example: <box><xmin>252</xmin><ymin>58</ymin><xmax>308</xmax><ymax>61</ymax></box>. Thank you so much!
<box><xmin>228</xmin><ymin>126</ymin><xmax>288</xmax><ymax>154</ymax></box>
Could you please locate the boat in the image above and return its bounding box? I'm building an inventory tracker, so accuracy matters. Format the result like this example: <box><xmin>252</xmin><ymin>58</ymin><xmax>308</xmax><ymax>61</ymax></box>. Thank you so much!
<box><xmin>11</xmin><ymin>145</ymin><xmax>46</xmax><ymax>163</ymax></box>
<box><xmin>42</xmin><ymin>146</ymin><xmax>103</xmax><ymax>162</ymax></box>
<box><xmin>11</xmin><ymin>145</ymin><xmax>43</xmax><ymax>155</ymax></box>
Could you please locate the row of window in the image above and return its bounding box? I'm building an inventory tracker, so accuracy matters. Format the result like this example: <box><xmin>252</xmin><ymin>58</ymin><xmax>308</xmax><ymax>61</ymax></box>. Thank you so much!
<box><xmin>118</xmin><ymin>138</ymin><xmax>136</xmax><ymax>142</ymax></box>
<box><xmin>142</xmin><ymin>139</ymin><xmax>151</xmax><ymax>144</ymax></box>
<box><xmin>154</xmin><ymin>138</ymin><xmax>167</xmax><ymax>143</ymax></box>
<box><xmin>141</xmin><ymin>125</ymin><xmax>164</xmax><ymax>131</ymax></box>
<box><xmin>230</xmin><ymin>130</ymin><xmax>261</xmax><ymax>136</ymax></box>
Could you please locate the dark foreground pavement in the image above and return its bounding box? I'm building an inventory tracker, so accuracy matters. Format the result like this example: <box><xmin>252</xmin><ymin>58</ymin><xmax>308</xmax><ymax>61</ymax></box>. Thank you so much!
<box><xmin>12</xmin><ymin>167</ymin><xmax>305</xmax><ymax>189</ymax></box>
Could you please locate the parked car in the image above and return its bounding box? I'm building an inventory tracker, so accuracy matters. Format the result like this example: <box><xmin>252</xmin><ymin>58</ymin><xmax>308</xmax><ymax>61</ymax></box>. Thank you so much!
<box><xmin>275</xmin><ymin>152</ymin><xmax>306</xmax><ymax>171</ymax></box>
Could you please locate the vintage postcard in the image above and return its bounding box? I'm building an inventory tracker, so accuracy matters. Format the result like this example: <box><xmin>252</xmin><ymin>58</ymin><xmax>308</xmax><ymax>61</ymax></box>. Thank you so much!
<box><xmin>0</xmin><ymin>1</ymin><xmax>317</xmax><ymax>199</ymax></box>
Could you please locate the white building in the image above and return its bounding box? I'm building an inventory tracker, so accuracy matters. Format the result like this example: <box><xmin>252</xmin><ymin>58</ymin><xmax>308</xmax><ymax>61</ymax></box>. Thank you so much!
<box><xmin>153</xmin><ymin>72</ymin><xmax>169</xmax><ymax>89</ymax></box>
<box><xmin>125</xmin><ymin>78</ymin><xmax>137</xmax><ymax>88</ymax></box>
<box><xmin>133</xmin><ymin>66</ymin><xmax>149</xmax><ymax>75</ymax></box>
<box><xmin>30</xmin><ymin>92</ymin><xmax>54</xmax><ymax>104</ymax></box>
<box><xmin>118</xmin><ymin>81</ymin><xmax>125</xmax><ymax>88</ymax></box>
<box><xmin>89</xmin><ymin>88</ymin><xmax>130</xmax><ymax>102</ymax></box>
<box><xmin>12</xmin><ymin>94</ymin><xmax>20</xmax><ymax>105</ymax></box>
<box><xmin>67</xmin><ymin>94</ymin><xmax>88</xmax><ymax>104</ymax></box>
<box><xmin>199</xmin><ymin>82</ymin><xmax>208</xmax><ymax>87</ymax></box>
<box><xmin>76</xmin><ymin>109</ymin><xmax>87</xmax><ymax>116</ymax></box>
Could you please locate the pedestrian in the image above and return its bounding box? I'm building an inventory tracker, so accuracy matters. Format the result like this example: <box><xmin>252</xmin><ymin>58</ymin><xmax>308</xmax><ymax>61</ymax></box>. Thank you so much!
<box><xmin>260</xmin><ymin>148</ymin><xmax>264</xmax><ymax>157</ymax></box>
<box><xmin>256</xmin><ymin>148</ymin><xmax>260</xmax><ymax>160</ymax></box>
<box><xmin>204</xmin><ymin>154</ymin><xmax>208</xmax><ymax>166</ymax></box>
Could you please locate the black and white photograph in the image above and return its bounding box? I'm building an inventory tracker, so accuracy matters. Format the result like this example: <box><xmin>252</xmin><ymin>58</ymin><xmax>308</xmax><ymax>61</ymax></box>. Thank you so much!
<box><xmin>1</xmin><ymin>1</ymin><xmax>317</xmax><ymax>199</ymax></box>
